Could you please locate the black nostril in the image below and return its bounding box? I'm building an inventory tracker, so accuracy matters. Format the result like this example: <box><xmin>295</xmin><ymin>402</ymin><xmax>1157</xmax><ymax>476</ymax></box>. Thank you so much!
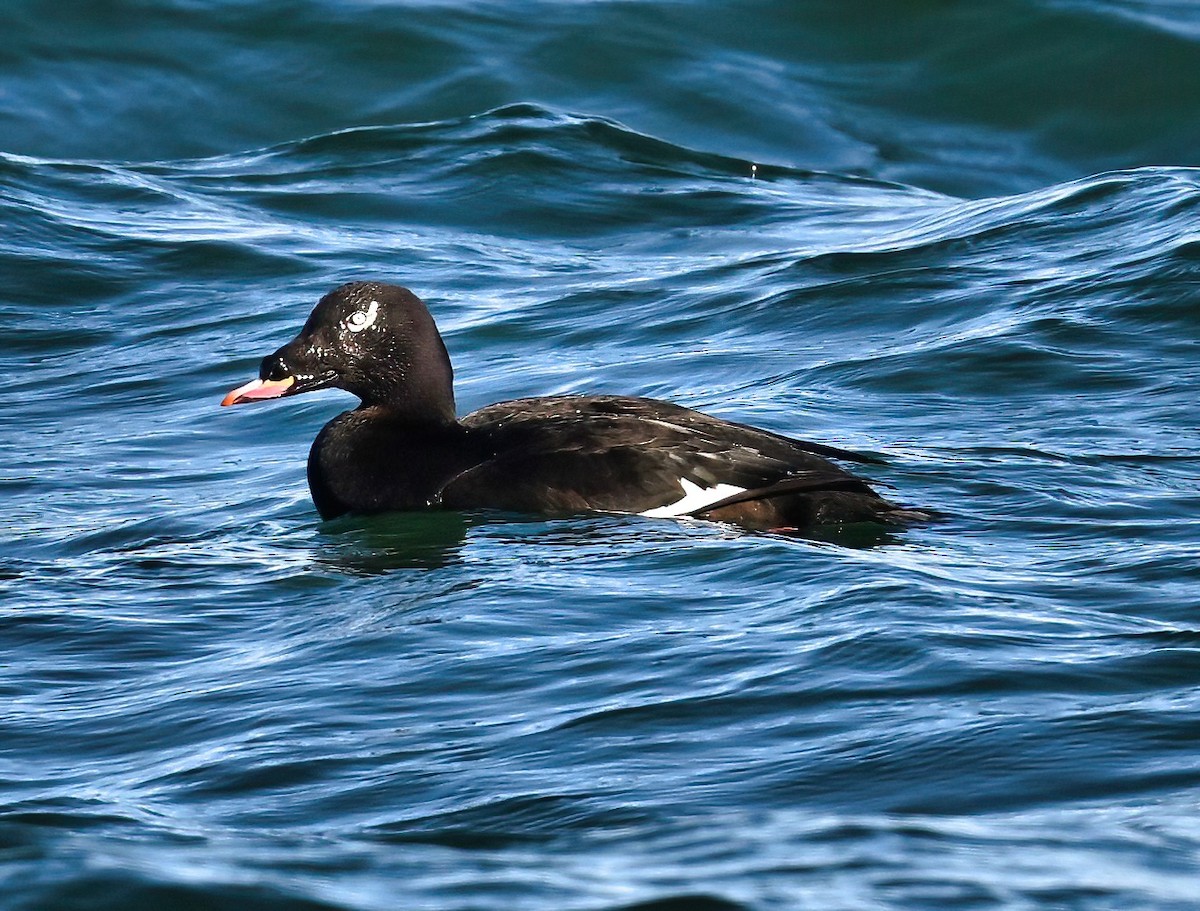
<box><xmin>259</xmin><ymin>355</ymin><xmax>291</xmax><ymax>382</ymax></box>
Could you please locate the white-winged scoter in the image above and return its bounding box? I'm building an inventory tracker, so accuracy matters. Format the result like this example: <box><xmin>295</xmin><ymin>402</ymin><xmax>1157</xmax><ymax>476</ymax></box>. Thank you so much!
<box><xmin>222</xmin><ymin>281</ymin><xmax>927</xmax><ymax>531</ymax></box>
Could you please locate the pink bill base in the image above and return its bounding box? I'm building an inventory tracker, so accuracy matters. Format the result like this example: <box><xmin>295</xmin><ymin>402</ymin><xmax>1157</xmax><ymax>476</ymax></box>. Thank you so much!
<box><xmin>221</xmin><ymin>376</ymin><xmax>295</xmax><ymax>406</ymax></box>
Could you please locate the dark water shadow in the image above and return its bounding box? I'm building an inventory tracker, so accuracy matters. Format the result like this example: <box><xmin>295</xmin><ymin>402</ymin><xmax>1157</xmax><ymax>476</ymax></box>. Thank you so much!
<box><xmin>310</xmin><ymin>503</ymin><xmax>930</xmax><ymax>575</ymax></box>
<box><xmin>793</xmin><ymin>520</ymin><xmax>909</xmax><ymax>549</ymax></box>
<box><xmin>313</xmin><ymin>511</ymin><xmax>472</xmax><ymax>573</ymax></box>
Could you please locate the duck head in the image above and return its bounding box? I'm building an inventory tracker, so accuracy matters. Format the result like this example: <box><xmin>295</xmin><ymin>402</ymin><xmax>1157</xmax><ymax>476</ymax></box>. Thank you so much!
<box><xmin>222</xmin><ymin>281</ymin><xmax>456</xmax><ymax>421</ymax></box>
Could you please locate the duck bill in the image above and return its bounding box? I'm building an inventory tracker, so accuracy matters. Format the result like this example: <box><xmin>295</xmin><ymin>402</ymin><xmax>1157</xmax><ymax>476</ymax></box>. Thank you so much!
<box><xmin>221</xmin><ymin>376</ymin><xmax>296</xmax><ymax>406</ymax></box>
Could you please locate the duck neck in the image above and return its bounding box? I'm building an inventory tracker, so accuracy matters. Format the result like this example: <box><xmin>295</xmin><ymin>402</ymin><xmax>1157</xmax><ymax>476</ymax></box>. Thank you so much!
<box><xmin>357</xmin><ymin>394</ymin><xmax>458</xmax><ymax>427</ymax></box>
<box><xmin>357</xmin><ymin>332</ymin><xmax>458</xmax><ymax>424</ymax></box>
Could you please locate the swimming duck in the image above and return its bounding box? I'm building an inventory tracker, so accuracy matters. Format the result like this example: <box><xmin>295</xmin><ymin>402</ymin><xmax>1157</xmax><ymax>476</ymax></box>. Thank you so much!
<box><xmin>223</xmin><ymin>281</ymin><xmax>925</xmax><ymax>530</ymax></box>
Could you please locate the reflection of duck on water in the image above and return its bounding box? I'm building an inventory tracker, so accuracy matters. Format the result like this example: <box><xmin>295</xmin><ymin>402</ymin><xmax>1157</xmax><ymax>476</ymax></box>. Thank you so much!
<box><xmin>315</xmin><ymin>511</ymin><xmax>472</xmax><ymax>574</ymax></box>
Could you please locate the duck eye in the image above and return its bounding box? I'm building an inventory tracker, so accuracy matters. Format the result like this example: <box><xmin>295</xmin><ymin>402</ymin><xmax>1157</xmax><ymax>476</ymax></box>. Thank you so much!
<box><xmin>346</xmin><ymin>300</ymin><xmax>380</xmax><ymax>334</ymax></box>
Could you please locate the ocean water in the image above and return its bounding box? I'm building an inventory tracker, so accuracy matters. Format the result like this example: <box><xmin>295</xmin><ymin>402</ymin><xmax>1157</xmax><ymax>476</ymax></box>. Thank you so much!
<box><xmin>3</xmin><ymin>2</ymin><xmax>1200</xmax><ymax>909</ymax></box>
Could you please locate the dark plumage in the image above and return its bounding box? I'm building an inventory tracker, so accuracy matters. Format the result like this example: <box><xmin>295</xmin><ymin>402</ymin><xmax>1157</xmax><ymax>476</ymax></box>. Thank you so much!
<box><xmin>223</xmin><ymin>281</ymin><xmax>928</xmax><ymax>531</ymax></box>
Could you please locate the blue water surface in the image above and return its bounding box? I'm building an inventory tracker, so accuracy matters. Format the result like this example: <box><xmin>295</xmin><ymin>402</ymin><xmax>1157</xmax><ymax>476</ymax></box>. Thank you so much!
<box><xmin>2</xmin><ymin>2</ymin><xmax>1199</xmax><ymax>909</ymax></box>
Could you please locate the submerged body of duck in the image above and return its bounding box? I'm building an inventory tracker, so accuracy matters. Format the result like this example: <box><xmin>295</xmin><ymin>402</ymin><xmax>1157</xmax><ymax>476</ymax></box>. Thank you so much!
<box><xmin>223</xmin><ymin>281</ymin><xmax>927</xmax><ymax>531</ymax></box>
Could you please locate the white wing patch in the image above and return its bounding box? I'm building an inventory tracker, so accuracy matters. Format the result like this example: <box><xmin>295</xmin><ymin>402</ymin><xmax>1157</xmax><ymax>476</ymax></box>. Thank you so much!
<box><xmin>640</xmin><ymin>478</ymin><xmax>747</xmax><ymax>518</ymax></box>
<box><xmin>346</xmin><ymin>299</ymin><xmax>380</xmax><ymax>333</ymax></box>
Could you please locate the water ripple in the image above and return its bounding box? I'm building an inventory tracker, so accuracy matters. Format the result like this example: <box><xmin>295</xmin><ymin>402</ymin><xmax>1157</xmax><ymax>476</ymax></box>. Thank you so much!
<box><xmin>4</xmin><ymin>3</ymin><xmax>1200</xmax><ymax>909</ymax></box>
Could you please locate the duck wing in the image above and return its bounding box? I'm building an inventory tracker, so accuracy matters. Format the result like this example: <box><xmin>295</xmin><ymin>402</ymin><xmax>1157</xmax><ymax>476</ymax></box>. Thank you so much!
<box><xmin>439</xmin><ymin>395</ymin><xmax>884</xmax><ymax>518</ymax></box>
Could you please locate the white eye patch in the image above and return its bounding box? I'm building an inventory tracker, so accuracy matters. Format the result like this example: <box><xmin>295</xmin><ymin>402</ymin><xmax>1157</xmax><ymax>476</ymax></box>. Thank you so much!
<box><xmin>346</xmin><ymin>299</ymin><xmax>380</xmax><ymax>333</ymax></box>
